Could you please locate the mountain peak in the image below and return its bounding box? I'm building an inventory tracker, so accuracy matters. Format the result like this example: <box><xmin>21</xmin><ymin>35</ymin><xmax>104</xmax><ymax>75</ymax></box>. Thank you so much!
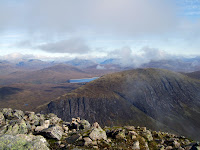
<box><xmin>47</xmin><ymin>68</ymin><xmax>200</xmax><ymax>140</ymax></box>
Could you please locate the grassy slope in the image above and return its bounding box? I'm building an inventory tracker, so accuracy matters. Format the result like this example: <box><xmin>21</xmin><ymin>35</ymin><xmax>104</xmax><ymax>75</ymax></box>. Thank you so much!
<box><xmin>0</xmin><ymin>83</ymin><xmax>82</xmax><ymax>111</ymax></box>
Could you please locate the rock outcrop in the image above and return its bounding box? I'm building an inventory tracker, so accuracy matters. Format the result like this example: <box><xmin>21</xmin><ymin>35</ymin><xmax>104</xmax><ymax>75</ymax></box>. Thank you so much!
<box><xmin>0</xmin><ymin>108</ymin><xmax>199</xmax><ymax>150</ymax></box>
<box><xmin>0</xmin><ymin>134</ymin><xmax>49</xmax><ymax>150</ymax></box>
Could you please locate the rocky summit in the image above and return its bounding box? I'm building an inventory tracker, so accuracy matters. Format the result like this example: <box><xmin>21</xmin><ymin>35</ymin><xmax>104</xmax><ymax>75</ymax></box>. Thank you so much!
<box><xmin>0</xmin><ymin>108</ymin><xmax>199</xmax><ymax>150</ymax></box>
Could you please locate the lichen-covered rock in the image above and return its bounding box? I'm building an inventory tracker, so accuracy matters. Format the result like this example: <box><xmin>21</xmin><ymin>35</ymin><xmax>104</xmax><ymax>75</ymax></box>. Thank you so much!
<box><xmin>13</xmin><ymin>109</ymin><xmax>24</xmax><ymax>119</ymax></box>
<box><xmin>84</xmin><ymin>137</ymin><xmax>97</xmax><ymax>146</ymax></box>
<box><xmin>0</xmin><ymin>134</ymin><xmax>49</xmax><ymax>150</ymax></box>
<box><xmin>141</xmin><ymin>130</ymin><xmax>153</xmax><ymax>141</ymax></box>
<box><xmin>18</xmin><ymin>119</ymin><xmax>28</xmax><ymax>134</ymax></box>
<box><xmin>80</xmin><ymin>119</ymin><xmax>91</xmax><ymax>129</ymax></box>
<box><xmin>0</xmin><ymin>112</ymin><xmax>5</xmax><ymax>125</ymax></box>
<box><xmin>132</xmin><ymin>141</ymin><xmax>140</xmax><ymax>150</ymax></box>
<box><xmin>35</xmin><ymin>120</ymin><xmax>50</xmax><ymax>132</ymax></box>
<box><xmin>24</xmin><ymin>111</ymin><xmax>35</xmax><ymax>121</ymax></box>
<box><xmin>2</xmin><ymin>108</ymin><xmax>13</xmax><ymax>119</ymax></box>
<box><xmin>46</xmin><ymin>113</ymin><xmax>61</xmax><ymax>125</ymax></box>
<box><xmin>165</xmin><ymin>146</ymin><xmax>173</xmax><ymax>150</ymax></box>
<box><xmin>41</xmin><ymin>125</ymin><xmax>63</xmax><ymax>140</ymax></box>
<box><xmin>144</xmin><ymin>141</ymin><xmax>149</xmax><ymax>150</ymax></box>
<box><xmin>5</xmin><ymin>119</ymin><xmax>28</xmax><ymax>135</ymax></box>
<box><xmin>63</xmin><ymin>125</ymin><xmax>69</xmax><ymax>133</ymax></box>
<box><xmin>0</xmin><ymin>124</ymin><xmax>8</xmax><ymax>136</ymax></box>
<box><xmin>173</xmin><ymin>140</ymin><xmax>180</xmax><ymax>148</ymax></box>
<box><xmin>0</xmin><ymin>108</ymin><xmax>198</xmax><ymax>150</ymax></box>
<box><xmin>124</xmin><ymin>126</ymin><xmax>135</xmax><ymax>131</ymax></box>
<box><xmin>115</xmin><ymin>129</ymin><xmax>126</xmax><ymax>140</ymax></box>
<box><xmin>129</xmin><ymin>131</ymin><xmax>138</xmax><ymax>136</ymax></box>
<box><xmin>89</xmin><ymin>122</ymin><xmax>107</xmax><ymax>141</ymax></box>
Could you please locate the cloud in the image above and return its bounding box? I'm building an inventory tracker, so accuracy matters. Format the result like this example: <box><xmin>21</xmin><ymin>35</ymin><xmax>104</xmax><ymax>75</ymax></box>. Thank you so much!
<box><xmin>96</xmin><ymin>65</ymin><xmax>105</xmax><ymax>70</ymax></box>
<box><xmin>0</xmin><ymin>0</ymin><xmax>178</xmax><ymax>36</ymax></box>
<box><xmin>1</xmin><ymin>0</ymin><xmax>200</xmax><ymax>56</ymax></box>
<box><xmin>0</xmin><ymin>52</ymin><xmax>73</xmax><ymax>62</ymax></box>
<box><xmin>108</xmin><ymin>46</ymin><xmax>171</xmax><ymax>67</ymax></box>
<box><xmin>37</xmin><ymin>38</ymin><xmax>90</xmax><ymax>54</ymax></box>
<box><xmin>15</xmin><ymin>40</ymin><xmax>33</xmax><ymax>48</ymax></box>
<box><xmin>0</xmin><ymin>53</ymin><xmax>36</xmax><ymax>62</ymax></box>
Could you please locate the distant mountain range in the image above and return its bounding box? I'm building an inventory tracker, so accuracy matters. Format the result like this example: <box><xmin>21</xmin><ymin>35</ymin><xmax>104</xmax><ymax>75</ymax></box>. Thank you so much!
<box><xmin>65</xmin><ymin>58</ymin><xmax>97</xmax><ymax>68</ymax></box>
<box><xmin>45</xmin><ymin>68</ymin><xmax>200</xmax><ymax>141</ymax></box>
<box><xmin>1</xmin><ymin>56</ymin><xmax>200</xmax><ymax>74</ymax></box>
<box><xmin>0</xmin><ymin>64</ymin><xmax>94</xmax><ymax>85</ymax></box>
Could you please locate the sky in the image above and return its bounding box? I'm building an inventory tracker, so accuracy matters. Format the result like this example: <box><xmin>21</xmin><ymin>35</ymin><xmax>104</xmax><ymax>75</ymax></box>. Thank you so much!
<box><xmin>0</xmin><ymin>0</ymin><xmax>200</xmax><ymax>62</ymax></box>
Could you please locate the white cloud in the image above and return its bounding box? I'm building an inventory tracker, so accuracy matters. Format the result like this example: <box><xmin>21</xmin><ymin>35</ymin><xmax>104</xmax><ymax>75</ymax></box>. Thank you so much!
<box><xmin>0</xmin><ymin>0</ymin><xmax>177</xmax><ymax>36</ymax></box>
<box><xmin>37</xmin><ymin>38</ymin><xmax>90</xmax><ymax>54</ymax></box>
<box><xmin>0</xmin><ymin>0</ymin><xmax>200</xmax><ymax>56</ymax></box>
<box><xmin>96</xmin><ymin>65</ymin><xmax>105</xmax><ymax>70</ymax></box>
<box><xmin>108</xmin><ymin>46</ymin><xmax>171</xmax><ymax>67</ymax></box>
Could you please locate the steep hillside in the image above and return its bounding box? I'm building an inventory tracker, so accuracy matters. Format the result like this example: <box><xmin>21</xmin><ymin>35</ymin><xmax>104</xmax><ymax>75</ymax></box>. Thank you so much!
<box><xmin>185</xmin><ymin>71</ymin><xmax>200</xmax><ymax>80</ymax></box>
<box><xmin>46</xmin><ymin>68</ymin><xmax>200</xmax><ymax>141</ymax></box>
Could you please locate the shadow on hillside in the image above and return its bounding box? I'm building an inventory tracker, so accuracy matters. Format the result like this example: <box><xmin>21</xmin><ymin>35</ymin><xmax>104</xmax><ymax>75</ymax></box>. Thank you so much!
<box><xmin>0</xmin><ymin>87</ymin><xmax>23</xmax><ymax>100</ymax></box>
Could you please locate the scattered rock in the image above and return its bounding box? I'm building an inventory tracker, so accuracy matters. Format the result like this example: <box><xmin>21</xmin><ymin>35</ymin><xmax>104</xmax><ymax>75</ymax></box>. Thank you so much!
<box><xmin>191</xmin><ymin>142</ymin><xmax>200</xmax><ymax>150</ymax></box>
<box><xmin>89</xmin><ymin>122</ymin><xmax>107</xmax><ymax>141</ymax></box>
<box><xmin>132</xmin><ymin>140</ymin><xmax>140</xmax><ymax>150</ymax></box>
<box><xmin>173</xmin><ymin>140</ymin><xmax>180</xmax><ymax>148</ymax></box>
<box><xmin>0</xmin><ymin>112</ymin><xmax>5</xmax><ymax>125</ymax></box>
<box><xmin>80</xmin><ymin>119</ymin><xmax>91</xmax><ymax>129</ymax></box>
<box><xmin>46</xmin><ymin>113</ymin><xmax>61</xmax><ymax>125</ymax></box>
<box><xmin>0</xmin><ymin>134</ymin><xmax>49</xmax><ymax>150</ymax></box>
<box><xmin>141</xmin><ymin>130</ymin><xmax>153</xmax><ymax>141</ymax></box>
<box><xmin>124</xmin><ymin>126</ymin><xmax>135</xmax><ymax>131</ymax></box>
<box><xmin>144</xmin><ymin>141</ymin><xmax>149</xmax><ymax>150</ymax></box>
<box><xmin>0</xmin><ymin>108</ymin><xmax>198</xmax><ymax>150</ymax></box>
<box><xmin>2</xmin><ymin>108</ymin><xmax>14</xmax><ymax>119</ymax></box>
<box><xmin>166</xmin><ymin>146</ymin><xmax>173</xmax><ymax>150</ymax></box>
<box><xmin>84</xmin><ymin>137</ymin><xmax>97</xmax><ymax>146</ymax></box>
<box><xmin>13</xmin><ymin>109</ymin><xmax>24</xmax><ymax>119</ymax></box>
<box><xmin>41</xmin><ymin>125</ymin><xmax>63</xmax><ymax>140</ymax></box>
<box><xmin>24</xmin><ymin>111</ymin><xmax>35</xmax><ymax>121</ymax></box>
<box><xmin>115</xmin><ymin>129</ymin><xmax>126</xmax><ymax>140</ymax></box>
<box><xmin>35</xmin><ymin>120</ymin><xmax>50</xmax><ymax>132</ymax></box>
<box><xmin>157</xmin><ymin>145</ymin><xmax>165</xmax><ymax>150</ymax></box>
<box><xmin>128</xmin><ymin>131</ymin><xmax>138</xmax><ymax>136</ymax></box>
<box><xmin>140</xmin><ymin>127</ymin><xmax>146</xmax><ymax>132</ymax></box>
<box><xmin>63</xmin><ymin>125</ymin><xmax>69</xmax><ymax>133</ymax></box>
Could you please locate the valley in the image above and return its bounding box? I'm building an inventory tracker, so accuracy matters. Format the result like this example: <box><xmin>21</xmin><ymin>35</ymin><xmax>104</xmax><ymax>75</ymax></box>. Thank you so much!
<box><xmin>0</xmin><ymin>59</ymin><xmax>200</xmax><ymax>142</ymax></box>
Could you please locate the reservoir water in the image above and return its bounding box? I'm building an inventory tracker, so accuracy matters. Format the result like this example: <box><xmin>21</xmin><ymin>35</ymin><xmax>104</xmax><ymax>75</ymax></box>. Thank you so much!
<box><xmin>69</xmin><ymin>77</ymin><xmax>99</xmax><ymax>83</ymax></box>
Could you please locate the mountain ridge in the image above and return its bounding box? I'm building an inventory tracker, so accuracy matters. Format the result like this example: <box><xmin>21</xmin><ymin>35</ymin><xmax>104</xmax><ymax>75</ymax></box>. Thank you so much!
<box><xmin>45</xmin><ymin>68</ymin><xmax>200</xmax><ymax>141</ymax></box>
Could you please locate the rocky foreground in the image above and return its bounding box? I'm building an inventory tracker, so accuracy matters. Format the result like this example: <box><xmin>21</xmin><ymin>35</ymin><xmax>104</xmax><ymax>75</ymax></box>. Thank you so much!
<box><xmin>0</xmin><ymin>108</ymin><xmax>199</xmax><ymax>150</ymax></box>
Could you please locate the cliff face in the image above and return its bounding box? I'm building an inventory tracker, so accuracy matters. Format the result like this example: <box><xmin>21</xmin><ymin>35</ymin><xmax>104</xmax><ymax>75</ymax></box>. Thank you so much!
<box><xmin>47</xmin><ymin>68</ymin><xmax>200</xmax><ymax>140</ymax></box>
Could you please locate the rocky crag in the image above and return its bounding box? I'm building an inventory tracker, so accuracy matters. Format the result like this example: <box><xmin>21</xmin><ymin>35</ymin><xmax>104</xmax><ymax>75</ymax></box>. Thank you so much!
<box><xmin>0</xmin><ymin>108</ymin><xmax>199</xmax><ymax>150</ymax></box>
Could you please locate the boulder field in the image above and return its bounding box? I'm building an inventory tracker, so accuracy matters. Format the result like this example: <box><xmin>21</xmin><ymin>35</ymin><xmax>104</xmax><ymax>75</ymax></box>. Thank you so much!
<box><xmin>0</xmin><ymin>108</ymin><xmax>199</xmax><ymax>150</ymax></box>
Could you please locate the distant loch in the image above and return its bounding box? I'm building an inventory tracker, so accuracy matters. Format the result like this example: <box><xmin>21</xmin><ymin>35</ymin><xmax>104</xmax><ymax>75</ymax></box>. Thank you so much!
<box><xmin>68</xmin><ymin>77</ymin><xmax>99</xmax><ymax>83</ymax></box>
